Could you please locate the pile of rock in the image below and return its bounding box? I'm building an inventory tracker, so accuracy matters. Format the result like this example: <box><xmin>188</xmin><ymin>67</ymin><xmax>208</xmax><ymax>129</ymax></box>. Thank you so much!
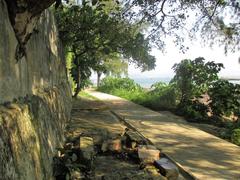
<box><xmin>53</xmin><ymin>129</ymin><xmax>180</xmax><ymax>180</ymax></box>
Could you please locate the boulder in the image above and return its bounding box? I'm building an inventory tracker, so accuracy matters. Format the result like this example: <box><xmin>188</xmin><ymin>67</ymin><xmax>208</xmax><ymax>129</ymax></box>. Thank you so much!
<box><xmin>125</xmin><ymin>131</ymin><xmax>144</xmax><ymax>148</ymax></box>
<box><xmin>154</xmin><ymin>158</ymin><xmax>179</xmax><ymax>180</ymax></box>
<box><xmin>138</xmin><ymin>145</ymin><xmax>160</xmax><ymax>164</ymax></box>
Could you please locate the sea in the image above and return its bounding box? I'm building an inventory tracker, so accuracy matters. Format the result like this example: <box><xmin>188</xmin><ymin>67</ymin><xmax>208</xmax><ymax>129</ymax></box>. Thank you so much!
<box><xmin>91</xmin><ymin>77</ymin><xmax>240</xmax><ymax>88</ymax></box>
<box><xmin>132</xmin><ymin>77</ymin><xmax>171</xmax><ymax>88</ymax></box>
<box><xmin>131</xmin><ymin>77</ymin><xmax>240</xmax><ymax>88</ymax></box>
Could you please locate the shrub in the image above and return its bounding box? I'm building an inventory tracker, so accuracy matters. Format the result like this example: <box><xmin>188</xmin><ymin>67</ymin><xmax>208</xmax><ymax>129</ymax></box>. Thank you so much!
<box><xmin>231</xmin><ymin>128</ymin><xmax>240</xmax><ymax>145</ymax></box>
<box><xmin>146</xmin><ymin>82</ymin><xmax>177</xmax><ymax>110</ymax></box>
<box><xmin>209</xmin><ymin>80</ymin><xmax>240</xmax><ymax>117</ymax></box>
<box><xmin>98</xmin><ymin>77</ymin><xmax>177</xmax><ymax>110</ymax></box>
<box><xmin>176</xmin><ymin>101</ymin><xmax>205</xmax><ymax>120</ymax></box>
<box><xmin>98</xmin><ymin>76</ymin><xmax>143</xmax><ymax>93</ymax></box>
<box><xmin>171</xmin><ymin>57</ymin><xmax>223</xmax><ymax>106</ymax></box>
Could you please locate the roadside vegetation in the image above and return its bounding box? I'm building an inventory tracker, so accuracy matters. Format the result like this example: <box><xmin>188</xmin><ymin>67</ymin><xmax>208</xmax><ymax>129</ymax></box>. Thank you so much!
<box><xmin>98</xmin><ymin>57</ymin><xmax>240</xmax><ymax>145</ymax></box>
<box><xmin>53</xmin><ymin>1</ymin><xmax>240</xmax><ymax>146</ymax></box>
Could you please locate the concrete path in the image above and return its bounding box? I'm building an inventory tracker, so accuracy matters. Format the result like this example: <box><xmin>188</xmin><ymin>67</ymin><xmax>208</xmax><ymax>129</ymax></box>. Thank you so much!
<box><xmin>87</xmin><ymin>90</ymin><xmax>240</xmax><ymax>180</ymax></box>
<box><xmin>66</xmin><ymin>96</ymin><xmax>170</xmax><ymax>179</ymax></box>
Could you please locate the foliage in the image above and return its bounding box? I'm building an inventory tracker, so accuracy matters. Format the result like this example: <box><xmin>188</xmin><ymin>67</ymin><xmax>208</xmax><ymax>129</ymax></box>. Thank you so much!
<box><xmin>146</xmin><ymin>82</ymin><xmax>177</xmax><ymax>110</ymax></box>
<box><xmin>231</xmin><ymin>128</ymin><xmax>240</xmax><ymax>145</ymax></box>
<box><xmin>120</xmin><ymin>0</ymin><xmax>240</xmax><ymax>52</ymax></box>
<box><xmin>98</xmin><ymin>77</ymin><xmax>143</xmax><ymax>93</ymax></box>
<box><xmin>209</xmin><ymin>80</ymin><xmax>240</xmax><ymax>117</ymax></box>
<box><xmin>93</xmin><ymin>53</ymin><xmax>128</xmax><ymax>87</ymax></box>
<box><xmin>175</xmin><ymin>100</ymin><xmax>209</xmax><ymax>122</ymax></box>
<box><xmin>78</xmin><ymin>91</ymin><xmax>99</xmax><ymax>100</ymax></box>
<box><xmin>103</xmin><ymin>55</ymin><xmax>128</xmax><ymax>77</ymax></box>
<box><xmin>171</xmin><ymin>57</ymin><xmax>223</xmax><ymax>106</ymax></box>
<box><xmin>98</xmin><ymin>77</ymin><xmax>177</xmax><ymax>110</ymax></box>
<box><xmin>55</xmin><ymin>2</ymin><xmax>156</xmax><ymax>96</ymax></box>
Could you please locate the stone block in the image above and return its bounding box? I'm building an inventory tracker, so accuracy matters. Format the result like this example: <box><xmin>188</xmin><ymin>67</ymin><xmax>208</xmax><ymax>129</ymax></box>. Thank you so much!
<box><xmin>154</xmin><ymin>158</ymin><xmax>179</xmax><ymax>180</ymax></box>
<box><xmin>125</xmin><ymin>131</ymin><xmax>144</xmax><ymax>148</ymax></box>
<box><xmin>138</xmin><ymin>145</ymin><xmax>160</xmax><ymax>164</ymax></box>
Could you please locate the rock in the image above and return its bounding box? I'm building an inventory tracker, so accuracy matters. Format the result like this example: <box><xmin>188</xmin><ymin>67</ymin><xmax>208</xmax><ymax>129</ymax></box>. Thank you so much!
<box><xmin>138</xmin><ymin>145</ymin><xmax>160</xmax><ymax>164</ymax></box>
<box><xmin>101</xmin><ymin>141</ymin><xmax>109</xmax><ymax>152</ymax></box>
<box><xmin>144</xmin><ymin>165</ymin><xmax>160</xmax><ymax>176</ymax></box>
<box><xmin>131</xmin><ymin>141</ymin><xmax>137</xmax><ymax>149</ymax></box>
<box><xmin>71</xmin><ymin>153</ymin><xmax>78</xmax><ymax>162</ymax></box>
<box><xmin>64</xmin><ymin>142</ymin><xmax>74</xmax><ymax>150</ymax></box>
<box><xmin>91</xmin><ymin>129</ymin><xmax>108</xmax><ymax>146</ymax></box>
<box><xmin>79</xmin><ymin>136</ymin><xmax>95</xmax><ymax>161</ymax></box>
<box><xmin>125</xmin><ymin>131</ymin><xmax>144</xmax><ymax>148</ymax></box>
<box><xmin>144</xmin><ymin>165</ymin><xmax>167</xmax><ymax>180</ymax></box>
<box><xmin>69</xmin><ymin>170</ymin><xmax>84</xmax><ymax>180</ymax></box>
<box><xmin>154</xmin><ymin>158</ymin><xmax>179</xmax><ymax>180</ymax></box>
<box><xmin>108</xmin><ymin>138</ymin><xmax>122</xmax><ymax>152</ymax></box>
<box><xmin>101</xmin><ymin>138</ymin><xmax>122</xmax><ymax>152</ymax></box>
<box><xmin>92</xmin><ymin>135</ymin><xmax>103</xmax><ymax>146</ymax></box>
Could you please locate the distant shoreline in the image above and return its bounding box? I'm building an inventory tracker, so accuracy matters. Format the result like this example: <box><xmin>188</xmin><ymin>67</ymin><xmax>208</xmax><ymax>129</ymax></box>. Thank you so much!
<box><xmin>131</xmin><ymin>77</ymin><xmax>171</xmax><ymax>88</ymax></box>
<box><xmin>91</xmin><ymin>77</ymin><xmax>240</xmax><ymax>88</ymax></box>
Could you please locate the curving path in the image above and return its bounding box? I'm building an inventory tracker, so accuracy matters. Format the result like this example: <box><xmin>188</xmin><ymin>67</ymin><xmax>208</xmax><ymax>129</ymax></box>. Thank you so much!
<box><xmin>87</xmin><ymin>90</ymin><xmax>240</xmax><ymax>180</ymax></box>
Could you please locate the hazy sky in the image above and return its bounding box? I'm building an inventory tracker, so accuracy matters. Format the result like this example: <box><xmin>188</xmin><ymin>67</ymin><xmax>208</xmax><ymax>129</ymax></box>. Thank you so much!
<box><xmin>128</xmin><ymin>41</ymin><xmax>240</xmax><ymax>79</ymax></box>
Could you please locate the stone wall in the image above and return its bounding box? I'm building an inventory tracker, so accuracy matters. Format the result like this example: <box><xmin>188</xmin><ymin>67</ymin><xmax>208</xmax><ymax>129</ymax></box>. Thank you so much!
<box><xmin>0</xmin><ymin>0</ymin><xmax>72</xmax><ymax>179</ymax></box>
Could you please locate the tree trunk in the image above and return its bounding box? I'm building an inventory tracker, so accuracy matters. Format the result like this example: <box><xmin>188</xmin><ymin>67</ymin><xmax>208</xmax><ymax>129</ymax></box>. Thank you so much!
<box><xmin>73</xmin><ymin>65</ymin><xmax>81</xmax><ymax>98</ymax></box>
<box><xmin>97</xmin><ymin>72</ymin><xmax>102</xmax><ymax>87</ymax></box>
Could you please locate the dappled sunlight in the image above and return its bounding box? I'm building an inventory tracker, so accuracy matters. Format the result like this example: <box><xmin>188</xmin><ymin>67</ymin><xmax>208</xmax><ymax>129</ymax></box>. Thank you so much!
<box><xmin>88</xmin><ymin>90</ymin><xmax>240</xmax><ymax>179</ymax></box>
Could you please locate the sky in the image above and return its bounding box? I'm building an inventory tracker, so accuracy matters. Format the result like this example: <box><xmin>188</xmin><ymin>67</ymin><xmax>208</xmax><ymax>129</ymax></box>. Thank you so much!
<box><xmin>128</xmin><ymin>41</ymin><xmax>240</xmax><ymax>79</ymax></box>
<box><xmin>128</xmin><ymin>1</ymin><xmax>240</xmax><ymax>80</ymax></box>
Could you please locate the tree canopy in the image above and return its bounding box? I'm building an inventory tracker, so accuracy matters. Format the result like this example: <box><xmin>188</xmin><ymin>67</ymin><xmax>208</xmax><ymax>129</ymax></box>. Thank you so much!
<box><xmin>53</xmin><ymin>0</ymin><xmax>240</xmax><ymax>96</ymax></box>
<box><xmin>119</xmin><ymin>0</ymin><xmax>240</xmax><ymax>52</ymax></box>
<box><xmin>55</xmin><ymin>1</ymin><xmax>156</xmax><ymax>96</ymax></box>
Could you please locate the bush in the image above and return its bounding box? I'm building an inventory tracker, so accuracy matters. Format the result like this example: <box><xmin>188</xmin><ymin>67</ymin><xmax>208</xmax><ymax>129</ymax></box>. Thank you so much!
<box><xmin>98</xmin><ymin>77</ymin><xmax>177</xmax><ymax>110</ymax></box>
<box><xmin>145</xmin><ymin>82</ymin><xmax>177</xmax><ymax>110</ymax></box>
<box><xmin>175</xmin><ymin>98</ymin><xmax>210</xmax><ymax>123</ymax></box>
<box><xmin>98</xmin><ymin>77</ymin><xmax>143</xmax><ymax>93</ymax></box>
<box><xmin>231</xmin><ymin>128</ymin><xmax>240</xmax><ymax>145</ymax></box>
<box><xmin>209</xmin><ymin>80</ymin><xmax>240</xmax><ymax>117</ymax></box>
<box><xmin>171</xmin><ymin>57</ymin><xmax>223</xmax><ymax>106</ymax></box>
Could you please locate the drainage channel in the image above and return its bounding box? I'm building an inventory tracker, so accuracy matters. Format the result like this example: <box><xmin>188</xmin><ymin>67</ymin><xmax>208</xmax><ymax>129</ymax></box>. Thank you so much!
<box><xmin>110</xmin><ymin>110</ymin><xmax>197</xmax><ymax>180</ymax></box>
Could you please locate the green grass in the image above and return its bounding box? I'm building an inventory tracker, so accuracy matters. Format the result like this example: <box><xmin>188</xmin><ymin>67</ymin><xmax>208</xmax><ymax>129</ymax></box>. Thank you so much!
<box><xmin>78</xmin><ymin>91</ymin><xmax>99</xmax><ymax>100</ymax></box>
<box><xmin>97</xmin><ymin>77</ymin><xmax>240</xmax><ymax>146</ymax></box>
<box><xmin>98</xmin><ymin>77</ymin><xmax>177</xmax><ymax>111</ymax></box>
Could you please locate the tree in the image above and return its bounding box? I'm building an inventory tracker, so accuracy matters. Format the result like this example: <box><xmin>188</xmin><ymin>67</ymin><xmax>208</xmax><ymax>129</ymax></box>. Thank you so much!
<box><xmin>209</xmin><ymin>80</ymin><xmax>240</xmax><ymax>117</ymax></box>
<box><xmin>120</xmin><ymin>0</ymin><xmax>240</xmax><ymax>53</ymax></box>
<box><xmin>55</xmin><ymin>1</ymin><xmax>156</xmax><ymax>96</ymax></box>
<box><xmin>6</xmin><ymin>0</ymin><xmax>240</xmax><ymax>62</ymax></box>
<box><xmin>93</xmin><ymin>53</ymin><xmax>128</xmax><ymax>87</ymax></box>
<box><xmin>171</xmin><ymin>57</ymin><xmax>224</xmax><ymax>106</ymax></box>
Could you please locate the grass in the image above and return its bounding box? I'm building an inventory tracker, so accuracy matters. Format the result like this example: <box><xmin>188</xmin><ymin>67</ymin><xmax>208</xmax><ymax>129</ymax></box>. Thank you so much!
<box><xmin>97</xmin><ymin>76</ymin><xmax>240</xmax><ymax>146</ymax></box>
<box><xmin>97</xmin><ymin>77</ymin><xmax>177</xmax><ymax>111</ymax></box>
<box><xmin>78</xmin><ymin>91</ymin><xmax>99</xmax><ymax>100</ymax></box>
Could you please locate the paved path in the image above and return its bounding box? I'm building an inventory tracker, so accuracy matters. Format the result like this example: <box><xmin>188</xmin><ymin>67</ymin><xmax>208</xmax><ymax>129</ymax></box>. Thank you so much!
<box><xmin>66</xmin><ymin>96</ymin><xmax>169</xmax><ymax>179</ymax></box>
<box><xmin>87</xmin><ymin>90</ymin><xmax>240</xmax><ymax>180</ymax></box>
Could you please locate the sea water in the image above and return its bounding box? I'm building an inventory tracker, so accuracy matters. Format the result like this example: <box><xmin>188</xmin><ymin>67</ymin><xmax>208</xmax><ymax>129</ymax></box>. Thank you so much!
<box><xmin>132</xmin><ymin>77</ymin><xmax>172</xmax><ymax>88</ymax></box>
